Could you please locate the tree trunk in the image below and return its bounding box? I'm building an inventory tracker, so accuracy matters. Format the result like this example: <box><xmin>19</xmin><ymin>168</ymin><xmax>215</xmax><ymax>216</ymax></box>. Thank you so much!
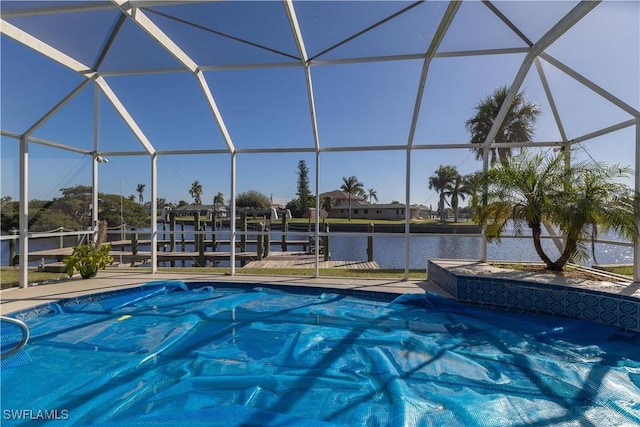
<box><xmin>452</xmin><ymin>200</ymin><xmax>459</xmax><ymax>222</ymax></box>
<box><xmin>498</xmin><ymin>147</ymin><xmax>510</xmax><ymax>167</ymax></box>
<box><xmin>531</xmin><ymin>222</ymin><xmax>555</xmax><ymax>269</ymax></box>
<box><xmin>549</xmin><ymin>233</ymin><xmax>579</xmax><ymax>271</ymax></box>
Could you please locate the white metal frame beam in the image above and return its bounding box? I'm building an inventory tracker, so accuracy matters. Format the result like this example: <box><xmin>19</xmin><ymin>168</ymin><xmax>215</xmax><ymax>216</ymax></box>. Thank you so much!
<box><xmin>283</xmin><ymin>0</ymin><xmax>321</xmax><ymax>152</ymax></box>
<box><xmin>0</xmin><ymin>1</ymin><xmax>205</xmax><ymax>18</ymax></box>
<box><xmin>635</xmin><ymin>119</ymin><xmax>640</xmax><ymax>283</ymax></box>
<box><xmin>570</xmin><ymin>119</ymin><xmax>636</xmax><ymax>146</ymax></box>
<box><xmin>92</xmin><ymin>84</ymin><xmax>100</xmax><ymax>231</ymax></box>
<box><xmin>113</xmin><ymin>0</ymin><xmax>236</xmax><ymax>154</ymax></box>
<box><xmin>482</xmin><ymin>1</ymin><xmax>533</xmax><ymax>47</ymax></box>
<box><xmin>539</xmin><ymin>53</ymin><xmax>640</xmax><ymax>118</ymax></box>
<box><xmin>95</xmin><ymin>77</ymin><xmax>156</xmax><ymax>155</ymax></box>
<box><xmin>27</xmin><ymin>137</ymin><xmax>93</xmax><ymax>155</ymax></box>
<box><xmin>230</xmin><ymin>153</ymin><xmax>237</xmax><ymax>275</ymax></box>
<box><xmin>18</xmin><ymin>136</ymin><xmax>29</xmax><ymax>288</ymax></box>
<box><xmin>0</xmin><ymin>19</ymin><xmax>94</xmax><ymax>75</ymax></box>
<box><xmin>1</xmin><ymin>18</ymin><xmax>156</xmax><ymax>157</ymax></box>
<box><xmin>308</xmin><ymin>1</ymin><xmax>425</xmax><ymax>61</ymax></box>
<box><xmin>403</xmin><ymin>1</ymin><xmax>460</xmax><ymax>279</ymax></box>
<box><xmin>97</xmin><ymin>48</ymin><xmax>530</xmax><ymax>77</ymax></box>
<box><xmin>481</xmin><ymin>0</ymin><xmax>600</xmax><ymax>150</ymax></box>
<box><xmin>283</xmin><ymin>0</ymin><xmax>322</xmax><ymax>276</ymax></box>
<box><xmin>24</xmin><ymin>79</ymin><xmax>96</xmax><ymax>137</ymax></box>
<box><xmin>406</xmin><ymin>1</ymin><xmax>461</xmax><ymax>150</ymax></box>
<box><xmin>151</xmin><ymin>154</ymin><xmax>158</xmax><ymax>273</ymax></box>
<box><xmin>534</xmin><ymin>58</ymin><xmax>569</xmax><ymax>144</ymax></box>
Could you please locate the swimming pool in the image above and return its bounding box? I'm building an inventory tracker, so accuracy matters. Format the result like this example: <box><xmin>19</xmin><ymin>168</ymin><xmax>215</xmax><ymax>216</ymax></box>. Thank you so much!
<box><xmin>2</xmin><ymin>281</ymin><xmax>639</xmax><ymax>426</ymax></box>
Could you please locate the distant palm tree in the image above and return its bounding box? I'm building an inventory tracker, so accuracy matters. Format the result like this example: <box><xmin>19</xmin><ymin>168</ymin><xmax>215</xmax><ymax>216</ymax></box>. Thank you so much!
<box><xmin>136</xmin><ymin>184</ymin><xmax>145</xmax><ymax>204</ymax></box>
<box><xmin>428</xmin><ymin>165</ymin><xmax>457</xmax><ymax>222</ymax></box>
<box><xmin>367</xmin><ymin>188</ymin><xmax>378</xmax><ymax>204</ymax></box>
<box><xmin>213</xmin><ymin>192</ymin><xmax>224</xmax><ymax>208</ymax></box>
<box><xmin>189</xmin><ymin>181</ymin><xmax>203</xmax><ymax>205</ymax></box>
<box><xmin>466</xmin><ymin>86</ymin><xmax>540</xmax><ymax>167</ymax></box>
<box><xmin>444</xmin><ymin>173</ymin><xmax>469</xmax><ymax>222</ymax></box>
<box><xmin>321</xmin><ymin>196</ymin><xmax>334</xmax><ymax>214</ymax></box>
<box><xmin>463</xmin><ymin>171</ymin><xmax>483</xmax><ymax>219</ymax></box>
<box><xmin>340</xmin><ymin>176</ymin><xmax>364</xmax><ymax>220</ymax></box>
<box><xmin>473</xmin><ymin>149</ymin><xmax>640</xmax><ymax>271</ymax></box>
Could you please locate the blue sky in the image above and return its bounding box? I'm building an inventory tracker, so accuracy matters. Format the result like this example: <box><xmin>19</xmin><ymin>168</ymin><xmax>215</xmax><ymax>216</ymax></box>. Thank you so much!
<box><xmin>1</xmin><ymin>1</ymin><xmax>638</xmax><ymax>208</ymax></box>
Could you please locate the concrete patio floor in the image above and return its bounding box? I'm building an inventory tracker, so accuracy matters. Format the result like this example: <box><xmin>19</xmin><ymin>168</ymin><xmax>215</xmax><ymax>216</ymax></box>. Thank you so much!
<box><xmin>0</xmin><ymin>271</ymin><xmax>444</xmax><ymax>315</ymax></box>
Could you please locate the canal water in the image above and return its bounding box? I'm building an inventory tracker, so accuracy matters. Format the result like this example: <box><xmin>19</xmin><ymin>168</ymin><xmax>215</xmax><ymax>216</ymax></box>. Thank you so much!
<box><xmin>1</xmin><ymin>224</ymin><xmax>633</xmax><ymax>269</ymax></box>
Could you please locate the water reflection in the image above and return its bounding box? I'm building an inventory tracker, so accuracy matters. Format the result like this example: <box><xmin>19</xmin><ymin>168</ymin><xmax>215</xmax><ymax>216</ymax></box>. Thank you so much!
<box><xmin>1</xmin><ymin>228</ymin><xmax>633</xmax><ymax>269</ymax></box>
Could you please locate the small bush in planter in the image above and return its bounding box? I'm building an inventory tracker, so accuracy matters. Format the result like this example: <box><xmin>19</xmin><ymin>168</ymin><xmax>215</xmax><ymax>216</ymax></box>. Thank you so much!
<box><xmin>64</xmin><ymin>221</ymin><xmax>114</xmax><ymax>279</ymax></box>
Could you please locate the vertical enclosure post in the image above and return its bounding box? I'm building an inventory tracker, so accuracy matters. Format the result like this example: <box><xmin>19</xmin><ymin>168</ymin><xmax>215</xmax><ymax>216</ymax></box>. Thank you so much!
<box><xmin>150</xmin><ymin>153</ymin><xmax>158</xmax><ymax>273</ymax></box>
<box><xmin>230</xmin><ymin>152</ymin><xmax>237</xmax><ymax>275</ymax></box>
<box><xmin>19</xmin><ymin>136</ymin><xmax>29</xmax><ymax>288</ymax></box>
<box><xmin>367</xmin><ymin>223</ymin><xmax>374</xmax><ymax>263</ymax></box>
<box><xmin>634</xmin><ymin>118</ymin><xmax>640</xmax><ymax>283</ymax></box>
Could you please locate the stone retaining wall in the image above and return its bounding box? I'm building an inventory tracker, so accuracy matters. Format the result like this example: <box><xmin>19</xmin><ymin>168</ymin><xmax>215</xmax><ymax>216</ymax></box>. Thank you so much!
<box><xmin>428</xmin><ymin>260</ymin><xmax>640</xmax><ymax>332</ymax></box>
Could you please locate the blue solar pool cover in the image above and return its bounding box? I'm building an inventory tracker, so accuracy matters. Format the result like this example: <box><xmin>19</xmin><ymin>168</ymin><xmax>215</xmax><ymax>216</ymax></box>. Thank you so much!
<box><xmin>1</xmin><ymin>281</ymin><xmax>639</xmax><ymax>426</ymax></box>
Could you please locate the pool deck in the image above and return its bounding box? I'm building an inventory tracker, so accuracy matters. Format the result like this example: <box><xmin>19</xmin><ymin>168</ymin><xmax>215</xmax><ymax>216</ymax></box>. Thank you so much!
<box><xmin>0</xmin><ymin>271</ymin><xmax>441</xmax><ymax>315</ymax></box>
<box><xmin>3</xmin><ymin>261</ymin><xmax>638</xmax><ymax>318</ymax></box>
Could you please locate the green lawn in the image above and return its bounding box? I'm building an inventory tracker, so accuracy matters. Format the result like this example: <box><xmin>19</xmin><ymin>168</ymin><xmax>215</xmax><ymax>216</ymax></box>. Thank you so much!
<box><xmin>0</xmin><ymin>268</ymin><xmax>68</xmax><ymax>290</ymax></box>
<box><xmin>596</xmin><ymin>265</ymin><xmax>634</xmax><ymax>277</ymax></box>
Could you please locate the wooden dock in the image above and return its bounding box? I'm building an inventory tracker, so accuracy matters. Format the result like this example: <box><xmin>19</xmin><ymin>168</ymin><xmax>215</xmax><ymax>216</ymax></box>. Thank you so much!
<box><xmin>243</xmin><ymin>252</ymin><xmax>379</xmax><ymax>269</ymax></box>
<box><xmin>30</xmin><ymin>248</ymin><xmax>378</xmax><ymax>271</ymax></box>
<box><xmin>25</xmin><ymin>234</ymin><xmax>376</xmax><ymax>271</ymax></box>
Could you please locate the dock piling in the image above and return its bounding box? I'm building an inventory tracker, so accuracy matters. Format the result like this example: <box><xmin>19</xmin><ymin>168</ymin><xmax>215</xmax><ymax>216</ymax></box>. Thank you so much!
<box><xmin>180</xmin><ymin>221</ymin><xmax>185</xmax><ymax>267</ymax></box>
<box><xmin>264</xmin><ymin>225</ymin><xmax>270</xmax><ymax>258</ymax></box>
<box><xmin>281</xmin><ymin>215</ymin><xmax>287</xmax><ymax>252</ymax></box>
<box><xmin>169</xmin><ymin>211</ymin><xmax>176</xmax><ymax>267</ymax></box>
<box><xmin>257</xmin><ymin>222</ymin><xmax>264</xmax><ymax>261</ymax></box>
<box><xmin>240</xmin><ymin>213</ymin><xmax>247</xmax><ymax>252</ymax></box>
<box><xmin>323</xmin><ymin>224</ymin><xmax>330</xmax><ymax>262</ymax></box>
<box><xmin>9</xmin><ymin>228</ymin><xmax>18</xmax><ymax>266</ymax></box>
<box><xmin>130</xmin><ymin>228</ymin><xmax>138</xmax><ymax>266</ymax></box>
<box><xmin>198</xmin><ymin>224</ymin><xmax>205</xmax><ymax>267</ymax></box>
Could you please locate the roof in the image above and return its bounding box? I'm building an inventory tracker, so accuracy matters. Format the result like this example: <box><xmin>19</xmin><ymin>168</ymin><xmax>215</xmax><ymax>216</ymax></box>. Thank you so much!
<box><xmin>174</xmin><ymin>204</ymin><xmax>216</xmax><ymax>211</ymax></box>
<box><xmin>333</xmin><ymin>202</ymin><xmax>406</xmax><ymax>209</ymax></box>
<box><xmin>319</xmin><ymin>190</ymin><xmax>366</xmax><ymax>201</ymax></box>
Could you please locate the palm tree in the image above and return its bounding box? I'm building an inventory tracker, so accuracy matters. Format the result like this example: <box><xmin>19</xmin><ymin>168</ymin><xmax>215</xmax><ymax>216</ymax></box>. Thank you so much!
<box><xmin>189</xmin><ymin>181</ymin><xmax>203</xmax><ymax>205</ymax></box>
<box><xmin>473</xmin><ymin>149</ymin><xmax>640</xmax><ymax>271</ymax></box>
<box><xmin>321</xmin><ymin>196</ymin><xmax>334</xmax><ymax>214</ymax></box>
<box><xmin>444</xmin><ymin>173</ymin><xmax>470</xmax><ymax>222</ymax></box>
<box><xmin>367</xmin><ymin>188</ymin><xmax>378</xmax><ymax>204</ymax></box>
<box><xmin>136</xmin><ymin>184</ymin><xmax>145</xmax><ymax>204</ymax></box>
<box><xmin>466</xmin><ymin>86</ymin><xmax>541</xmax><ymax>167</ymax></box>
<box><xmin>464</xmin><ymin>171</ymin><xmax>484</xmax><ymax>220</ymax></box>
<box><xmin>213</xmin><ymin>192</ymin><xmax>224</xmax><ymax>208</ymax></box>
<box><xmin>428</xmin><ymin>165</ymin><xmax>458</xmax><ymax>222</ymax></box>
<box><xmin>340</xmin><ymin>176</ymin><xmax>364</xmax><ymax>220</ymax></box>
